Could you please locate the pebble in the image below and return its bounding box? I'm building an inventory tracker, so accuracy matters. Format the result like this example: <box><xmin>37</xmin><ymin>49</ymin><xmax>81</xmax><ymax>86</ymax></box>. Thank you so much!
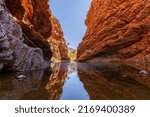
<box><xmin>17</xmin><ymin>74</ymin><xmax>26</xmax><ymax>80</ymax></box>
<box><xmin>139</xmin><ymin>70</ymin><xmax>149</xmax><ymax>77</ymax></box>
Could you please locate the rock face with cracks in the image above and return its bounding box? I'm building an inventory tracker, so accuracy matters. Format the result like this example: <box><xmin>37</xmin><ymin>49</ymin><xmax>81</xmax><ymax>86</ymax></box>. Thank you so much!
<box><xmin>5</xmin><ymin>0</ymin><xmax>69</xmax><ymax>62</ymax></box>
<box><xmin>49</xmin><ymin>15</ymin><xmax>70</xmax><ymax>61</ymax></box>
<box><xmin>0</xmin><ymin>0</ymin><xmax>50</xmax><ymax>72</ymax></box>
<box><xmin>0</xmin><ymin>0</ymin><xmax>69</xmax><ymax>72</ymax></box>
<box><xmin>77</xmin><ymin>0</ymin><xmax>150</xmax><ymax>62</ymax></box>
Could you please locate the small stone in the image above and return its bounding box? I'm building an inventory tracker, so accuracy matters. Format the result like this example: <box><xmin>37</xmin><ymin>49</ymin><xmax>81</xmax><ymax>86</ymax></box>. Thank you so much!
<box><xmin>139</xmin><ymin>70</ymin><xmax>149</xmax><ymax>77</ymax></box>
<box><xmin>17</xmin><ymin>74</ymin><xmax>26</xmax><ymax>80</ymax></box>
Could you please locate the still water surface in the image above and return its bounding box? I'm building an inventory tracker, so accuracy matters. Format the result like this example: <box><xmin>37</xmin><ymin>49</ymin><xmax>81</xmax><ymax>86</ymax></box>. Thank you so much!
<box><xmin>0</xmin><ymin>62</ymin><xmax>150</xmax><ymax>100</ymax></box>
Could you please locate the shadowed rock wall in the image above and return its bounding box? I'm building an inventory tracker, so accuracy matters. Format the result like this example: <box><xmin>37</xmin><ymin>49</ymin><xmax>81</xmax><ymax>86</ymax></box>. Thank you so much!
<box><xmin>0</xmin><ymin>0</ymin><xmax>69</xmax><ymax>72</ymax></box>
<box><xmin>0</xmin><ymin>0</ymin><xmax>49</xmax><ymax>72</ymax></box>
<box><xmin>5</xmin><ymin>0</ymin><xmax>69</xmax><ymax>62</ymax></box>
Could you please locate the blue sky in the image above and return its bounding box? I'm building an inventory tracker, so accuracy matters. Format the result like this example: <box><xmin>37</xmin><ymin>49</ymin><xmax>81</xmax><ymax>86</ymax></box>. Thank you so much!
<box><xmin>49</xmin><ymin>0</ymin><xmax>91</xmax><ymax>49</ymax></box>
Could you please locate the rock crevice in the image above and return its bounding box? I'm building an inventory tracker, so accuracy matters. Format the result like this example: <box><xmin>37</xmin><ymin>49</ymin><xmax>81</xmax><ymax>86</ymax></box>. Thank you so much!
<box><xmin>0</xmin><ymin>0</ymin><xmax>69</xmax><ymax>72</ymax></box>
<box><xmin>5</xmin><ymin>0</ymin><xmax>69</xmax><ymax>62</ymax></box>
<box><xmin>0</xmin><ymin>0</ymin><xmax>50</xmax><ymax>71</ymax></box>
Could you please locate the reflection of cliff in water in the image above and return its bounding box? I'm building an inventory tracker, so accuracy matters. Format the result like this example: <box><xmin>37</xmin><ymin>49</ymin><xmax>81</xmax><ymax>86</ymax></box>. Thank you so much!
<box><xmin>77</xmin><ymin>62</ymin><xmax>150</xmax><ymax>100</ymax></box>
<box><xmin>1</xmin><ymin>62</ymin><xmax>150</xmax><ymax>100</ymax></box>
<box><xmin>46</xmin><ymin>62</ymin><xmax>68</xmax><ymax>100</ymax></box>
<box><xmin>21</xmin><ymin>62</ymin><xmax>68</xmax><ymax>100</ymax></box>
<box><xmin>0</xmin><ymin>70</ymin><xmax>49</xmax><ymax>100</ymax></box>
<box><xmin>0</xmin><ymin>62</ymin><xmax>68</xmax><ymax>100</ymax></box>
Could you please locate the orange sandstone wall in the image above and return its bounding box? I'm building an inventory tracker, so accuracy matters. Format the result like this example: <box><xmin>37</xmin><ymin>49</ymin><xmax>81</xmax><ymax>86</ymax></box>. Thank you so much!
<box><xmin>5</xmin><ymin>0</ymin><xmax>69</xmax><ymax>61</ymax></box>
<box><xmin>77</xmin><ymin>0</ymin><xmax>150</xmax><ymax>62</ymax></box>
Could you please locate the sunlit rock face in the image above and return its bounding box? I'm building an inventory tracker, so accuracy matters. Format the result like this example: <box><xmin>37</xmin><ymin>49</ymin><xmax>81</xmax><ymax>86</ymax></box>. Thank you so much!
<box><xmin>77</xmin><ymin>0</ymin><xmax>150</xmax><ymax>62</ymax></box>
<box><xmin>0</xmin><ymin>0</ymin><xmax>49</xmax><ymax>71</ymax></box>
<box><xmin>48</xmin><ymin>16</ymin><xmax>70</xmax><ymax>61</ymax></box>
<box><xmin>5</xmin><ymin>0</ymin><xmax>69</xmax><ymax>62</ymax></box>
<box><xmin>5</xmin><ymin>0</ymin><xmax>52</xmax><ymax>38</ymax></box>
<box><xmin>77</xmin><ymin>62</ymin><xmax>150</xmax><ymax>99</ymax></box>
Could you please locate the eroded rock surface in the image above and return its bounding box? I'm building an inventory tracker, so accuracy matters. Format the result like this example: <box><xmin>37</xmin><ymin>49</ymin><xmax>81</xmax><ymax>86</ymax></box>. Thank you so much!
<box><xmin>0</xmin><ymin>0</ymin><xmax>49</xmax><ymax>72</ymax></box>
<box><xmin>48</xmin><ymin>16</ymin><xmax>70</xmax><ymax>61</ymax></box>
<box><xmin>5</xmin><ymin>0</ymin><xmax>52</xmax><ymax>38</ymax></box>
<box><xmin>77</xmin><ymin>0</ymin><xmax>150</xmax><ymax>62</ymax></box>
<box><xmin>0</xmin><ymin>0</ymin><xmax>69</xmax><ymax>72</ymax></box>
<box><xmin>5</xmin><ymin>0</ymin><xmax>69</xmax><ymax>62</ymax></box>
<box><xmin>5</xmin><ymin>0</ymin><xmax>53</xmax><ymax>60</ymax></box>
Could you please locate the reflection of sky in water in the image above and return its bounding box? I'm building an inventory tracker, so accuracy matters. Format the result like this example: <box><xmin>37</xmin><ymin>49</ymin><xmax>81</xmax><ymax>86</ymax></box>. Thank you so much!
<box><xmin>60</xmin><ymin>64</ymin><xmax>89</xmax><ymax>100</ymax></box>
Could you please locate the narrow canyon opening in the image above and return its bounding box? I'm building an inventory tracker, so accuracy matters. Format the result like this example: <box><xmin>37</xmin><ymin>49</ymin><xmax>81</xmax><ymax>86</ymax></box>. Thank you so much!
<box><xmin>5</xmin><ymin>0</ymin><xmax>92</xmax><ymax>62</ymax></box>
<box><xmin>49</xmin><ymin>0</ymin><xmax>91</xmax><ymax>61</ymax></box>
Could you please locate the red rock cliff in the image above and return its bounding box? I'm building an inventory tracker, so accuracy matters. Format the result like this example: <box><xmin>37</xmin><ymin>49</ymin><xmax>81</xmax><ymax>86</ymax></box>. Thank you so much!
<box><xmin>5</xmin><ymin>0</ymin><xmax>51</xmax><ymax>38</ymax></box>
<box><xmin>77</xmin><ymin>0</ymin><xmax>150</xmax><ymax>62</ymax></box>
<box><xmin>48</xmin><ymin>15</ymin><xmax>70</xmax><ymax>61</ymax></box>
<box><xmin>5</xmin><ymin>0</ymin><xmax>69</xmax><ymax>61</ymax></box>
